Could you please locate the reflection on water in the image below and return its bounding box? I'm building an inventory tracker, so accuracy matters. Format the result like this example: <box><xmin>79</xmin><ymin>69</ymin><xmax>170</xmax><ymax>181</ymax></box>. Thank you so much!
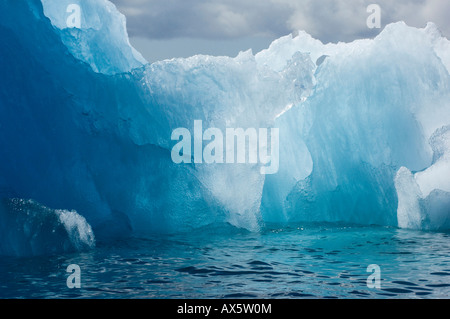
<box><xmin>0</xmin><ymin>224</ymin><xmax>449</xmax><ymax>298</ymax></box>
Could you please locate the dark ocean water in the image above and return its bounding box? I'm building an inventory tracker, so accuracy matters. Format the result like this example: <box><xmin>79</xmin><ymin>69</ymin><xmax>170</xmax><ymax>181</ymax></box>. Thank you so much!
<box><xmin>0</xmin><ymin>223</ymin><xmax>449</xmax><ymax>299</ymax></box>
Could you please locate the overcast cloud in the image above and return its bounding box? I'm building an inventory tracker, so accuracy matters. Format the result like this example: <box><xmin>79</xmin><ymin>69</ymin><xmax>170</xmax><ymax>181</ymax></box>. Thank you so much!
<box><xmin>109</xmin><ymin>0</ymin><xmax>450</xmax><ymax>62</ymax></box>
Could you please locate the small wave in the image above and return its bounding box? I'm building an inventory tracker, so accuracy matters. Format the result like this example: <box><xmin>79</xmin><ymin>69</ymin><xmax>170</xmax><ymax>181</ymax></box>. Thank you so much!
<box><xmin>0</xmin><ymin>198</ymin><xmax>95</xmax><ymax>256</ymax></box>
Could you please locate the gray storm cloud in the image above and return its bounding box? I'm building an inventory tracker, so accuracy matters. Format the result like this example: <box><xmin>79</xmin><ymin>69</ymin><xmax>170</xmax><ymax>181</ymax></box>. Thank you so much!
<box><xmin>110</xmin><ymin>0</ymin><xmax>450</xmax><ymax>42</ymax></box>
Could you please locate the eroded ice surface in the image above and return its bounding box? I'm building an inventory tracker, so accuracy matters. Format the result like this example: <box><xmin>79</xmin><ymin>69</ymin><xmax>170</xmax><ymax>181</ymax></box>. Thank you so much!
<box><xmin>0</xmin><ymin>0</ymin><xmax>449</xmax><ymax>255</ymax></box>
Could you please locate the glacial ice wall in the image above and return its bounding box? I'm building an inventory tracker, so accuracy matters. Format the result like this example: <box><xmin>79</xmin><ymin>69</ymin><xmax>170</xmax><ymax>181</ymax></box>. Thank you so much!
<box><xmin>0</xmin><ymin>0</ymin><xmax>449</xmax><ymax>255</ymax></box>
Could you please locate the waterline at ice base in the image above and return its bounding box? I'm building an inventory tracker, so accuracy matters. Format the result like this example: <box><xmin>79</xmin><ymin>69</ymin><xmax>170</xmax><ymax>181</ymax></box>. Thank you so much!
<box><xmin>0</xmin><ymin>0</ymin><xmax>449</xmax><ymax>299</ymax></box>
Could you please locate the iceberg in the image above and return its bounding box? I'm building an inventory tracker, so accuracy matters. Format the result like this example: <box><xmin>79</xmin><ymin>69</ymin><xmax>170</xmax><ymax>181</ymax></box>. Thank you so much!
<box><xmin>0</xmin><ymin>0</ymin><xmax>449</xmax><ymax>255</ymax></box>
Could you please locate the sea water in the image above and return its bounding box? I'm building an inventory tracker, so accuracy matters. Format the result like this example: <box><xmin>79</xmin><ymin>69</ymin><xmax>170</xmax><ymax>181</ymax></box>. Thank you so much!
<box><xmin>1</xmin><ymin>223</ymin><xmax>448</xmax><ymax>299</ymax></box>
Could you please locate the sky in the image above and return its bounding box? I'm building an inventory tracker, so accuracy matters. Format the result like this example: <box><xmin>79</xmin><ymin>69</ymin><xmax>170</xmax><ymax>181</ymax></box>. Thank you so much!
<box><xmin>109</xmin><ymin>0</ymin><xmax>450</xmax><ymax>63</ymax></box>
